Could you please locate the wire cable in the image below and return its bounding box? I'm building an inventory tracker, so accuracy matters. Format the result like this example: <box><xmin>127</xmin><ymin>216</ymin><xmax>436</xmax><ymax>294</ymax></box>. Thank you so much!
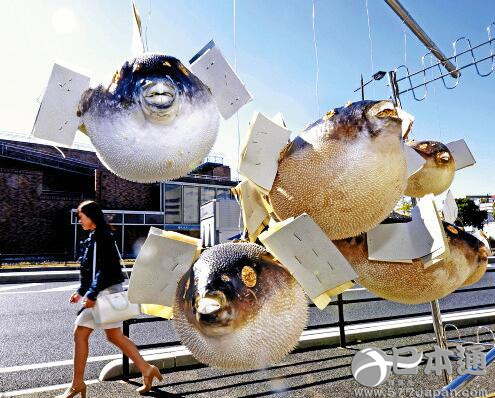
<box><xmin>312</xmin><ymin>0</ymin><xmax>320</xmax><ymax>118</ymax></box>
<box><xmin>364</xmin><ymin>0</ymin><xmax>375</xmax><ymax>96</ymax></box>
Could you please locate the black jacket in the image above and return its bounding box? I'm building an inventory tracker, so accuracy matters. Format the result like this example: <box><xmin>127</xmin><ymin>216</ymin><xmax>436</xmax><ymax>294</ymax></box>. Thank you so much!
<box><xmin>77</xmin><ymin>229</ymin><xmax>125</xmax><ymax>301</ymax></box>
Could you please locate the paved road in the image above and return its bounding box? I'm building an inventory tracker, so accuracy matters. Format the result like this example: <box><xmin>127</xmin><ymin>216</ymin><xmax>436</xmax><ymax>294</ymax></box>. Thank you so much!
<box><xmin>4</xmin><ymin>325</ymin><xmax>495</xmax><ymax>398</ymax></box>
<box><xmin>1</xmin><ymin>268</ymin><xmax>495</xmax><ymax>395</ymax></box>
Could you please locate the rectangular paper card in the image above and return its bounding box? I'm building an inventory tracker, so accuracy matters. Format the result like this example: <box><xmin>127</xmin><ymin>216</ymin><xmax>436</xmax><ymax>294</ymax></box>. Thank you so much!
<box><xmin>367</xmin><ymin>195</ymin><xmax>448</xmax><ymax>266</ymax></box>
<box><xmin>128</xmin><ymin>228</ymin><xmax>201</xmax><ymax>307</ymax></box>
<box><xmin>32</xmin><ymin>63</ymin><xmax>90</xmax><ymax>146</ymax></box>
<box><xmin>258</xmin><ymin>214</ymin><xmax>358</xmax><ymax>309</ymax></box>
<box><xmin>238</xmin><ymin>112</ymin><xmax>291</xmax><ymax>193</ymax></box>
<box><xmin>442</xmin><ymin>190</ymin><xmax>458</xmax><ymax>224</ymax></box>
<box><xmin>446</xmin><ymin>139</ymin><xmax>476</xmax><ymax>170</ymax></box>
<box><xmin>404</xmin><ymin>144</ymin><xmax>426</xmax><ymax>177</ymax></box>
<box><xmin>232</xmin><ymin>180</ymin><xmax>270</xmax><ymax>242</ymax></box>
<box><xmin>189</xmin><ymin>40</ymin><xmax>252</xmax><ymax>119</ymax></box>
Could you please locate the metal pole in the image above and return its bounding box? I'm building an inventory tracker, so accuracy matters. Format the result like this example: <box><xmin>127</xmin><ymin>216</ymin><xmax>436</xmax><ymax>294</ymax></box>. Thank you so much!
<box><xmin>121</xmin><ymin>216</ymin><xmax>125</xmax><ymax>258</ymax></box>
<box><xmin>73</xmin><ymin>215</ymin><xmax>77</xmax><ymax>260</ymax></box>
<box><xmin>384</xmin><ymin>0</ymin><xmax>460</xmax><ymax>78</ymax></box>
<box><xmin>387</xmin><ymin>70</ymin><xmax>402</xmax><ymax>108</ymax></box>
<box><xmin>430</xmin><ymin>299</ymin><xmax>453</xmax><ymax>385</ymax></box>
<box><xmin>337</xmin><ymin>293</ymin><xmax>346</xmax><ymax>347</ymax></box>
<box><xmin>122</xmin><ymin>321</ymin><xmax>130</xmax><ymax>380</ymax></box>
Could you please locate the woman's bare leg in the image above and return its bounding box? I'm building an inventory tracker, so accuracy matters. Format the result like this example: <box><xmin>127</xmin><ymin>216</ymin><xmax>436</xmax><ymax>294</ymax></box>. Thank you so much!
<box><xmin>104</xmin><ymin>328</ymin><xmax>150</xmax><ymax>373</ymax></box>
<box><xmin>72</xmin><ymin>326</ymin><xmax>93</xmax><ymax>386</ymax></box>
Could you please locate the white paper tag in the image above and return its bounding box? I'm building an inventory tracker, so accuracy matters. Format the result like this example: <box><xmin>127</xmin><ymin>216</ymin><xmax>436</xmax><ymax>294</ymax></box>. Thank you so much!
<box><xmin>405</xmin><ymin>144</ymin><xmax>426</xmax><ymax>177</ymax></box>
<box><xmin>128</xmin><ymin>228</ymin><xmax>200</xmax><ymax>306</ymax></box>
<box><xmin>396</xmin><ymin>108</ymin><xmax>415</xmax><ymax>138</ymax></box>
<box><xmin>367</xmin><ymin>195</ymin><xmax>448</xmax><ymax>266</ymax></box>
<box><xmin>238</xmin><ymin>112</ymin><xmax>291</xmax><ymax>192</ymax></box>
<box><xmin>271</xmin><ymin>112</ymin><xmax>287</xmax><ymax>128</ymax></box>
<box><xmin>442</xmin><ymin>190</ymin><xmax>458</xmax><ymax>224</ymax></box>
<box><xmin>259</xmin><ymin>214</ymin><xmax>358</xmax><ymax>302</ymax></box>
<box><xmin>189</xmin><ymin>40</ymin><xmax>252</xmax><ymax>119</ymax></box>
<box><xmin>446</xmin><ymin>139</ymin><xmax>476</xmax><ymax>170</ymax></box>
<box><xmin>32</xmin><ymin>63</ymin><xmax>90</xmax><ymax>146</ymax></box>
<box><xmin>236</xmin><ymin>180</ymin><xmax>270</xmax><ymax>241</ymax></box>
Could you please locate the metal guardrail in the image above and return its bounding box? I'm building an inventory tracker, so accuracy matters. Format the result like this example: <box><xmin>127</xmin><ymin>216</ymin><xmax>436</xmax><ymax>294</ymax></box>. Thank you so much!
<box><xmin>0</xmin><ymin>252</ymin><xmax>71</xmax><ymax>265</ymax></box>
<box><xmin>122</xmin><ymin>267</ymin><xmax>495</xmax><ymax>380</ymax></box>
<box><xmin>441</xmin><ymin>347</ymin><xmax>495</xmax><ymax>392</ymax></box>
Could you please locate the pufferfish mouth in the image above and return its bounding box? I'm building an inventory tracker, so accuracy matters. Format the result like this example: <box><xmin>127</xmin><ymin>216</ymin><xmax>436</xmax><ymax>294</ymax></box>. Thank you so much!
<box><xmin>368</xmin><ymin>101</ymin><xmax>414</xmax><ymax>138</ymax></box>
<box><xmin>142</xmin><ymin>81</ymin><xmax>177</xmax><ymax>109</ymax></box>
<box><xmin>194</xmin><ymin>295</ymin><xmax>235</xmax><ymax>336</ymax></box>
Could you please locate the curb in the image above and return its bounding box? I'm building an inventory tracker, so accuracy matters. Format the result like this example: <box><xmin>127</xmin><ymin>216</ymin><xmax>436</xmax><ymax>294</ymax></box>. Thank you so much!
<box><xmin>0</xmin><ymin>270</ymin><xmax>82</xmax><ymax>284</ymax></box>
<box><xmin>0</xmin><ymin>269</ymin><xmax>133</xmax><ymax>284</ymax></box>
<box><xmin>99</xmin><ymin>307</ymin><xmax>495</xmax><ymax>381</ymax></box>
<box><xmin>0</xmin><ymin>266</ymin><xmax>80</xmax><ymax>273</ymax></box>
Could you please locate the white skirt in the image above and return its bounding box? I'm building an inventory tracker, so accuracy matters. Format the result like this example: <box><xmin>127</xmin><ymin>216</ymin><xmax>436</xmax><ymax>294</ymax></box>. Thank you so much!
<box><xmin>75</xmin><ymin>283</ymin><xmax>124</xmax><ymax>330</ymax></box>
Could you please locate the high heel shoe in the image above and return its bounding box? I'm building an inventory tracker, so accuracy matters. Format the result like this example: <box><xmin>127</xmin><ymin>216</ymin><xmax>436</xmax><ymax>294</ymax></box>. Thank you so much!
<box><xmin>55</xmin><ymin>382</ymin><xmax>87</xmax><ymax>398</ymax></box>
<box><xmin>136</xmin><ymin>365</ymin><xmax>163</xmax><ymax>395</ymax></box>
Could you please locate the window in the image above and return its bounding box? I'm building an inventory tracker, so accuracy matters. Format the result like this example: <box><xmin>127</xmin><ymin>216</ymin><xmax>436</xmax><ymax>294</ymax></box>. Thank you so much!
<box><xmin>216</xmin><ymin>188</ymin><xmax>231</xmax><ymax>201</ymax></box>
<box><xmin>201</xmin><ymin>187</ymin><xmax>216</xmax><ymax>205</ymax></box>
<box><xmin>145</xmin><ymin>214</ymin><xmax>164</xmax><ymax>225</ymax></box>
<box><xmin>165</xmin><ymin>184</ymin><xmax>182</xmax><ymax>224</ymax></box>
<box><xmin>183</xmin><ymin>186</ymin><xmax>200</xmax><ymax>224</ymax></box>
<box><xmin>104</xmin><ymin>213</ymin><xmax>122</xmax><ymax>224</ymax></box>
<box><xmin>124</xmin><ymin>214</ymin><xmax>144</xmax><ymax>224</ymax></box>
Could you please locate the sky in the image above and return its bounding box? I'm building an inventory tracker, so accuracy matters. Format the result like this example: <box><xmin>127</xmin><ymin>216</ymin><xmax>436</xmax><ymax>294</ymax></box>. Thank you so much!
<box><xmin>1</xmin><ymin>0</ymin><xmax>494</xmax><ymax>198</ymax></box>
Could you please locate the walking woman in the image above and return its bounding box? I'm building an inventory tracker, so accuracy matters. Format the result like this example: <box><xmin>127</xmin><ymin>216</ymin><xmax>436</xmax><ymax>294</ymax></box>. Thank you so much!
<box><xmin>57</xmin><ymin>200</ymin><xmax>162</xmax><ymax>398</ymax></box>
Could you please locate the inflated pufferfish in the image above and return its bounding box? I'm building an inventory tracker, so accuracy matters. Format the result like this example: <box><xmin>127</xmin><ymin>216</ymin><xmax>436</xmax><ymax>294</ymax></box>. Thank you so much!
<box><xmin>78</xmin><ymin>53</ymin><xmax>219</xmax><ymax>183</ymax></box>
<box><xmin>268</xmin><ymin>100</ymin><xmax>412</xmax><ymax>240</ymax></box>
<box><xmin>333</xmin><ymin>218</ymin><xmax>489</xmax><ymax>304</ymax></box>
<box><xmin>173</xmin><ymin>243</ymin><xmax>308</xmax><ymax>369</ymax></box>
<box><xmin>405</xmin><ymin>140</ymin><xmax>455</xmax><ymax>197</ymax></box>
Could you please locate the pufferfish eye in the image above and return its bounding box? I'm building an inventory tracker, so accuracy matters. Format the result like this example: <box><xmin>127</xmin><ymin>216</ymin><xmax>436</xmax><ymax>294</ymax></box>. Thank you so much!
<box><xmin>241</xmin><ymin>266</ymin><xmax>257</xmax><ymax>288</ymax></box>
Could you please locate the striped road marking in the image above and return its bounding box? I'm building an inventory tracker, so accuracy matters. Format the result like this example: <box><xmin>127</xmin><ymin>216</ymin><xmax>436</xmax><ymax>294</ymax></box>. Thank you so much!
<box><xmin>0</xmin><ymin>379</ymin><xmax>100</xmax><ymax>397</ymax></box>
<box><xmin>0</xmin><ymin>283</ymin><xmax>43</xmax><ymax>292</ymax></box>
<box><xmin>0</xmin><ymin>345</ymin><xmax>168</xmax><ymax>374</ymax></box>
<box><xmin>0</xmin><ymin>284</ymin><xmax>128</xmax><ymax>295</ymax></box>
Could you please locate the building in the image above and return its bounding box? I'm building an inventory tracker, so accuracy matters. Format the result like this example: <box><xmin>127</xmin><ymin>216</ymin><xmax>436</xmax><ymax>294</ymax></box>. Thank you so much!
<box><xmin>0</xmin><ymin>136</ymin><xmax>237</xmax><ymax>261</ymax></box>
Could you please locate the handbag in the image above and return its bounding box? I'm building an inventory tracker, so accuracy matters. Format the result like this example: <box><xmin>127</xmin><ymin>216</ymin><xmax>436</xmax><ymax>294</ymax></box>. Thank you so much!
<box><xmin>91</xmin><ymin>240</ymin><xmax>141</xmax><ymax>324</ymax></box>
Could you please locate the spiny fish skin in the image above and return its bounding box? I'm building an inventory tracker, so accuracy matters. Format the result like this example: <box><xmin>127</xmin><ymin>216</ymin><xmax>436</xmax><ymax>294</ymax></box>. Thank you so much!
<box><xmin>78</xmin><ymin>53</ymin><xmax>219</xmax><ymax>183</ymax></box>
<box><xmin>269</xmin><ymin>100</ymin><xmax>410</xmax><ymax>240</ymax></box>
<box><xmin>173</xmin><ymin>242</ymin><xmax>308</xmax><ymax>370</ymax></box>
<box><xmin>333</xmin><ymin>220</ymin><xmax>489</xmax><ymax>304</ymax></box>
<box><xmin>405</xmin><ymin>140</ymin><xmax>455</xmax><ymax>197</ymax></box>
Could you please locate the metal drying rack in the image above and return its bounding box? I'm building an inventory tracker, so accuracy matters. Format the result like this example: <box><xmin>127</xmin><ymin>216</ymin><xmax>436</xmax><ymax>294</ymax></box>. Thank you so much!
<box><xmin>355</xmin><ymin>12</ymin><xmax>495</xmax><ymax>389</ymax></box>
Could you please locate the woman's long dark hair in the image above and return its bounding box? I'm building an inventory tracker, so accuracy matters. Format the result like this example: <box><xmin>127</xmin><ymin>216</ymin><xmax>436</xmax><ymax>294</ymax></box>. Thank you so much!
<box><xmin>77</xmin><ymin>200</ymin><xmax>114</xmax><ymax>233</ymax></box>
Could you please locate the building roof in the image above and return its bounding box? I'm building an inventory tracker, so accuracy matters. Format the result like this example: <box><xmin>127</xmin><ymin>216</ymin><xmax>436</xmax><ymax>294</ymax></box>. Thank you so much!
<box><xmin>0</xmin><ymin>137</ymin><xmax>237</xmax><ymax>185</ymax></box>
